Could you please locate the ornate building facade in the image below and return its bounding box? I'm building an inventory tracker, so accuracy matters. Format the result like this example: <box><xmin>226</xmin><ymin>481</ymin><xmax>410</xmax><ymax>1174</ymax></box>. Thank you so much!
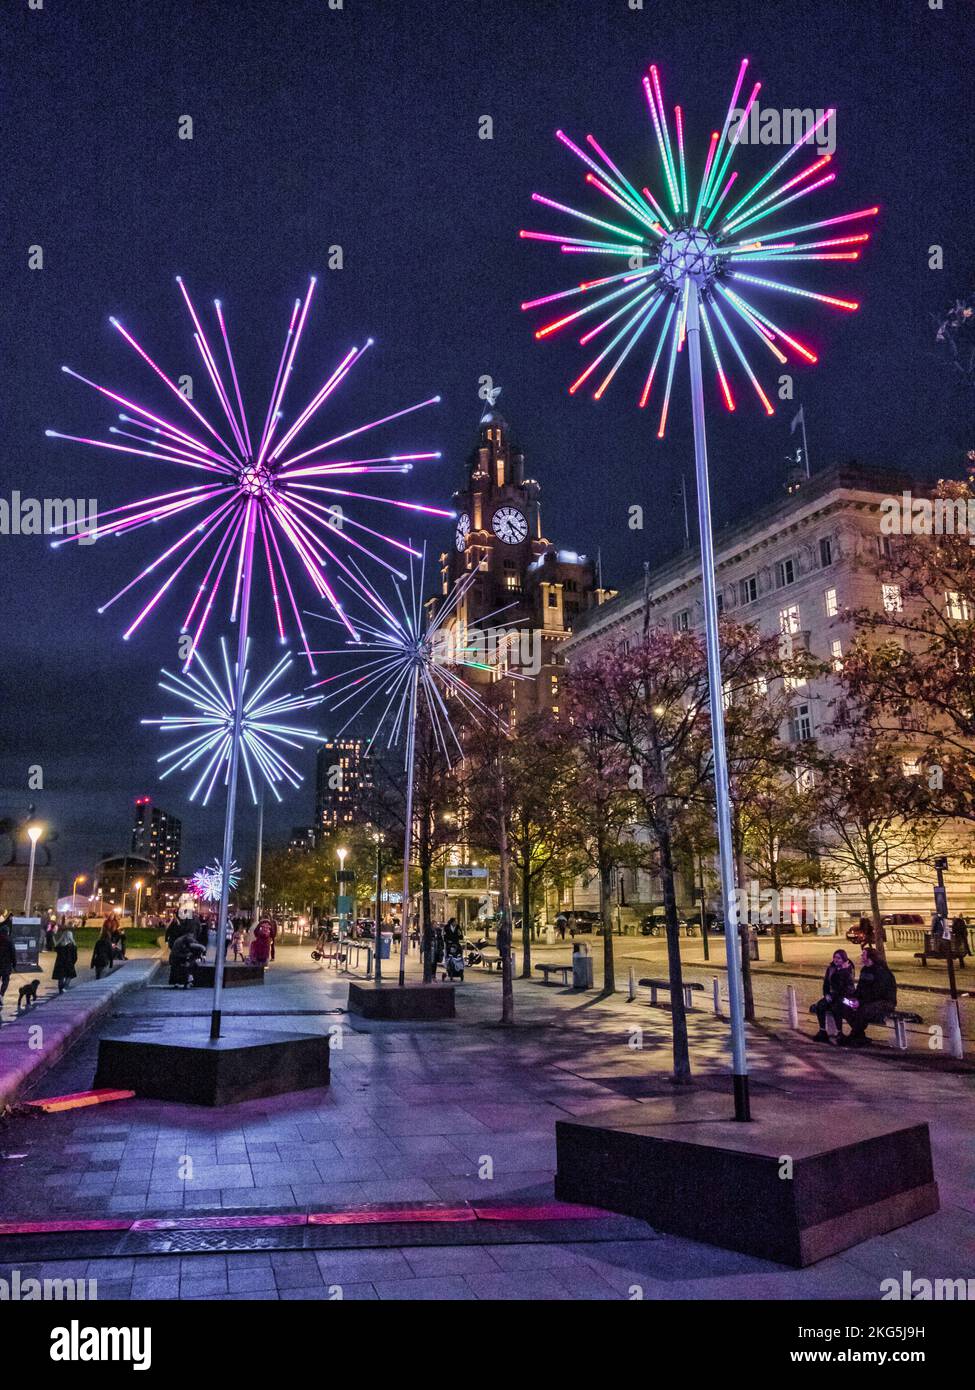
<box><xmin>435</xmin><ymin>405</ymin><xmax>613</xmax><ymax>719</ymax></box>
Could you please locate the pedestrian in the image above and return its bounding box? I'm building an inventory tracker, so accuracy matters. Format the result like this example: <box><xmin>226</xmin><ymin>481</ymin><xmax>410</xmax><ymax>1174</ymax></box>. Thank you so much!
<box><xmin>840</xmin><ymin>947</ymin><xmax>897</xmax><ymax>1047</ymax></box>
<box><xmin>44</xmin><ymin>918</ymin><xmax>57</xmax><ymax>952</ymax></box>
<box><xmin>952</xmin><ymin>915</ymin><xmax>970</xmax><ymax>960</ymax></box>
<box><xmin>231</xmin><ymin>924</ymin><xmax>244</xmax><ymax>960</ymax></box>
<box><xmin>268</xmin><ymin>917</ymin><xmax>278</xmax><ymax>963</ymax></box>
<box><xmin>91</xmin><ymin>923</ymin><xmax>115</xmax><ymax>980</ymax></box>
<box><xmin>196</xmin><ymin>916</ymin><xmax>210</xmax><ymax>954</ymax></box>
<box><xmin>168</xmin><ymin>927</ymin><xmax>206</xmax><ymax>988</ymax></box>
<box><xmin>112</xmin><ymin>925</ymin><xmax>127</xmax><ymax>960</ymax></box>
<box><xmin>165</xmin><ymin>914</ymin><xmax>183</xmax><ymax>949</ymax></box>
<box><xmin>555</xmin><ymin>912</ymin><xmax>567</xmax><ymax>941</ymax></box>
<box><xmin>53</xmin><ymin>929</ymin><xmax>78</xmax><ymax>994</ymax></box>
<box><xmin>812</xmin><ymin>948</ymin><xmax>855</xmax><ymax>1042</ymax></box>
<box><xmin>0</xmin><ymin>921</ymin><xmax>16</xmax><ymax>1016</ymax></box>
<box><xmin>249</xmin><ymin>919</ymin><xmax>272</xmax><ymax>967</ymax></box>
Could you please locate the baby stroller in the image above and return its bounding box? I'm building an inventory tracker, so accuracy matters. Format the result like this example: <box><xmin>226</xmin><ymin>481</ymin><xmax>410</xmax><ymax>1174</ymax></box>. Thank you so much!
<box><xmin>465</xmin><ymin>936</ymin><xmax>487</xmax><ymax>967</ymax></box>
<box><xmin>444</xmin><ymin>942</ymin><xmax>465</xmax><ymax>981</ymax></box>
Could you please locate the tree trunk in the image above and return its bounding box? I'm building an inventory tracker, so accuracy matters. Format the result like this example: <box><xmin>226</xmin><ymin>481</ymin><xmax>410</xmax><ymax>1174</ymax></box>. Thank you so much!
<box><xmin>598</xmin><ymin>856</ymin><xmax>615</xmax><ymax>994</ymax></box>
<box><xmin>769</xmin><ymin>858</ymin><xmax>784</xmax><ymax>965</ymax></box>
<box><xmin>520</xmin><ymin>853</ymin><xmax>532</xmax><ymax>979</ymax></box>
<box><xmin>498</xmin><ymin>791</ymin><xmax>514</xmax><ymax>1024</ymax></box>
<box><xmin>660</xmin><ymin>826</ymin><xmax>691</xmax><ymax>1084</ymax></box>
<box><xmin>734</xmin><ymin>846</ymin><xmax>756</xmax><ymax>1022</ymax></box>
<box><xmin>421</xmin><ymin>853</ymin><xmax>434</xmax><ymax>983</ymax></box>
<box><xmin>867</xmin><ymin>876</ymin><xmax>887</xmax><ymax>963</ymax></box>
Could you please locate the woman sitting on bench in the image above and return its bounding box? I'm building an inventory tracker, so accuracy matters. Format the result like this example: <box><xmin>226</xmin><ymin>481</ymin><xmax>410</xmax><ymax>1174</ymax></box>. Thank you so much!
<box><xmin>840</xmin><ymin>947</ymin><xmax>897</xmax><ymax>1047</ymax></box>
<box><xmin>812</xmin><ymin>949</ymin><xmax>855</xmax><ymax>1042</ymax></box>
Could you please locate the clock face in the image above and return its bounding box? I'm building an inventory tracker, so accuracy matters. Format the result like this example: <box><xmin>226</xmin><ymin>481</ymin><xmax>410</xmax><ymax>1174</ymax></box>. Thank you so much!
<box><xmin>455</xmin><ymin>513</ymin><xmax>470</xmax><ymax>551</ymax></box>
<box><xmin>492</xmin><ymin>505</ymin><xmax>528</xmax><ymax>545</ymax></box>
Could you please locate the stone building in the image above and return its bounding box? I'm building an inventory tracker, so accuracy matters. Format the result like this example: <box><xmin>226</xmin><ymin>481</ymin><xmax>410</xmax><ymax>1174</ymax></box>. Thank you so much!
<box><xmin>563</xmin><ymin>462</ymin><xmax>972</xmax><ymax>935</ymax></box>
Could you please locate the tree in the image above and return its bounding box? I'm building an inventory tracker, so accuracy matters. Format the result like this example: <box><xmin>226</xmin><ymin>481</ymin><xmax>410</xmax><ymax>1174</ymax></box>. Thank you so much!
<box><xmin>841</xmin><ymin>479</ymin><xmax>975</xmax><ymax>827</ymax></box>
<box><xmin>563</xmin><ymin>667</ymin><xmax>646</xmax><ymax>996</ymax></box>
<box><xmin>815</xmin><ymin>725</ymin><xmax>942</xmax><ymax>961</ymax></box>
<box><xmin>565</xmin><ymin>633</ymin><xmax>716</xmax><ymax>1084</ymax></box>
<box><xmin>463</xmin><ymin>686</ymin><xmax>517</xmax><ymax>1023</ymax></box>
<box><xmin>503</xmin><ymin>712</ymin><xmax>576</xmax><ymax>980</ymax></box>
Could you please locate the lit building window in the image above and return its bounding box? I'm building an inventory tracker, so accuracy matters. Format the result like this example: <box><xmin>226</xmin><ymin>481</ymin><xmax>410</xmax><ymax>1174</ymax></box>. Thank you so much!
<box><xmin>882</xmin><ymin>583</ymin><xmax>903</xmax><ymax>613</ymax></box>
<box><xmin>902</xmin><ymin>757</ymin><xmax>920</xmax><ymax>777</ymax></box>
<box><xmin>824</xmin><ymin>587</ymin><xmax>838</xmax><ymax>618</ymax></box>
<box><xmin>946</xmin><ymin>590</ymin><xmax>970</xmax><ymax>621</ymax></box>
<box><xmin>779</xmin><ymin>604</ymin><xmax>801</xmax><ymax>635</ymax></box>
<box><xmin>831</xmin><ymin>638</ymin><xmax>843</xmax><ymax>671</ymax></box>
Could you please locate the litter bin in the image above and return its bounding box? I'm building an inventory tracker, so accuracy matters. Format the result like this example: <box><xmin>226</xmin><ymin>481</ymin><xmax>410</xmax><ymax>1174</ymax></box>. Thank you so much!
<box><xmin>379</xmin><ymin>932</ymin><xmax>392</xmax><ymax>960</ymax></box>
<box><xmin>572</xmin><ymin>944</ymin><xmax>593</xmax><ymax>989</ymax></box>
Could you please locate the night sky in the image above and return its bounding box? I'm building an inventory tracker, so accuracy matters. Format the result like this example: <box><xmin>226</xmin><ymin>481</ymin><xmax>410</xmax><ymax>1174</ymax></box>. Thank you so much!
<box><xmin>1</xmin><ymin>0</ymin><xmax>972</xmax><ymax>883</ymax></box>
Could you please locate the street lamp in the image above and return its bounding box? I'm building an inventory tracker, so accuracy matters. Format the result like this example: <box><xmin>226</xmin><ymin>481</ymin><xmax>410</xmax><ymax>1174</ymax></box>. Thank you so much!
<box><xmin>72</xmin><ymin>873</ymin><xmax>88</xmax><ymax>902</ymax></box>
<box><xmin>336</xmin><ymin>847</ymin><xmax>350</xmax><ymax>945</ymax></box>
<box><xmin>24</xmin><ymin>823</ymin><xmax>43</xmax><ymax>916</ymax></box>
<box><xmin>372</xmin><ymin>831</ymin><xmax>385</xmax><ymax>984</ymax></box>
<box><xmin>133</xmin><ymin>879</ymin><xmax>144</xmax><ymax>927</ymax></box>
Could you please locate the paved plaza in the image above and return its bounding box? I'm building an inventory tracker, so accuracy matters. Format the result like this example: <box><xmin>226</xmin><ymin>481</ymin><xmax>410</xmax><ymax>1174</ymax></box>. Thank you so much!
<box><xmin>0</xmin><ymin>939</ymin><xmax>972</xmax><ymax>1300</ymax></box>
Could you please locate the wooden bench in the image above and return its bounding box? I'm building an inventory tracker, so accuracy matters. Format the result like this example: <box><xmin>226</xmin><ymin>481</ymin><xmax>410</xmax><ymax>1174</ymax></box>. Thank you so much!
<box><xmin>808</xmin><ymin>1001</ymin><xmax>922</xmax><ymax>1049</ymax></box>
<box><xmin>638</xmin><ymin>977</ymin><xmax>704</xmax><ymax>1010</ymax></box>
<box><xmin>535</xmin><ymin>962</ymin><xmax>572</xmax><ymax>986</ymax></box>
<box><xmin>914</xmin><ymin>951</ymin><xmax>966</xmax><ymax>969</ymax></box>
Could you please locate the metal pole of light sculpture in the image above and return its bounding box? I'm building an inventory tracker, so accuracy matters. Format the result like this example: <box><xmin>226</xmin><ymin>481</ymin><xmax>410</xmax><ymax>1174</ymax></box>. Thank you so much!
<box><xmin>522</xmin><ymin>60</ymin><xmax>874</xmax><ymax>1119</ymax></box>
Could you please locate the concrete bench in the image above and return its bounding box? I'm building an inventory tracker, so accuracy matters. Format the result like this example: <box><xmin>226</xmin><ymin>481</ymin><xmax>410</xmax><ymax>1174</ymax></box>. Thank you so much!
<box><xmin>535</xmin><ymin>962</ymin><xmax>572</xmax><ymax>986</ymax></box>
<box><xmin>638</xmin><ymin>977</ymin><xmax>704</xmax><ymax>1010</ymax></box>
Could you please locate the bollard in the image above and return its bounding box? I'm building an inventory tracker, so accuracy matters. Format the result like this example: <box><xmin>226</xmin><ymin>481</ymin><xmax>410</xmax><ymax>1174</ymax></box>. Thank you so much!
<box><xmin>627</xmin><ymin>966</ymin><xmax>636</xmax><ymax>1002</ymax></box>
<box><xmin>712</xmin><ymin>977</ymin><xmax>722</xmax><ymax>1014</ymax></box>
<box><xmin>945</xmin><ymin>1000</ymin><xmax>964</xmax><ymax>1060</ymax></box>
<box><xmin>786</xmin><ymin>985</ymin><xmax>799</xmax><ymax>1030</ymax></box>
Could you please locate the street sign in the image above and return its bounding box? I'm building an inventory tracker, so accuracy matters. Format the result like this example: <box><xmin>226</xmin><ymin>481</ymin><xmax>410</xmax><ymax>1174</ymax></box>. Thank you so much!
<box><xmin>336</xmin><ymin>895</ymin><xmax>353</xmax><ymax>915</ymax></box>
<box><xmin>444</xmin><ymin>866</ymin><xmax>489</xmax><ymax>889</ymax></box>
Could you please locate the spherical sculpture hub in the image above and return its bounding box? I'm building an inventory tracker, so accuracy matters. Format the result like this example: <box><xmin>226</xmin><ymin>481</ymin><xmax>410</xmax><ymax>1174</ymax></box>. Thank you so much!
<box><xmin>240</xmin><ymin>462</ymin><xmax>275</xmax><ymax>499</ymax></box>
<box><xmin>658</xmin><ymin>226</ymin><xmax>718</xmax><ymax>290</ymax></box>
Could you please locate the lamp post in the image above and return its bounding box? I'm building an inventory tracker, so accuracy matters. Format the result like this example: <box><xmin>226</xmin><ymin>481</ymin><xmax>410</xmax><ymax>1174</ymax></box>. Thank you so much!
<box><xmin>24</xmin><ymin>823</ymin><xmax>43</xmax><ymax>916</ymax></box>
<box><xmin>372</xmin><ymin>831</ymin><xmax>385</xmax><ymax>984</ymax></box>
<box><xmin>336</xmin><ymin>847</ymin><xmax>350</xmax><ymax>955</ymax></box>
<box><xmin>133</xmin><ymin>879</ymin><xmax>144</xmax><ymax>928</ymax></box>
<box><xmin>72</xmin><ymin>873</ymin><xmax>87</xmax><ymax>905</ymax></box>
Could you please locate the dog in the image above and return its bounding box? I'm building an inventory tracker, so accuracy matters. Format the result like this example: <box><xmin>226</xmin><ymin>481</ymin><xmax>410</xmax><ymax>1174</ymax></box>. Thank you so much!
<box><xmin>17</xmin><ymin>980</ymin><xmax>40</xmax><ymax>1011</ymax></box>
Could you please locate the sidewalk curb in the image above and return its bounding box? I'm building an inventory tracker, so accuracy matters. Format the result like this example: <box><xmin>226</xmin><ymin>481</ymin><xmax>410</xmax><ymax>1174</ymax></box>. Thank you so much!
<box><xmin>0</xmin><ymin>959</ymin><xmax>159</xmax><ymax>1110</ymax></box>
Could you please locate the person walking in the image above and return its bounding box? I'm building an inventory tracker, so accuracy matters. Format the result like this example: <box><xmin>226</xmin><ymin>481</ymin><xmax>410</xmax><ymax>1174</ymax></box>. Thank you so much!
<box><xmin>0</xmin><ymin>922</ymin><xmax>16</xmax><ymax>1017</ymax></box>
<box><xmin>231</xmin><ymin>924</ymin><xmax>244</xmax><ymax>960</ymax></box>
<box><xmin>165</xmin><ymin>914</ymin><xmax>183</xmax><ymax>949</ymax></box>
<box><xmin>952</xmin><ymin>915</ymin><xmax>971</xmax><ymax>960</ymax></box>
<box><xmin>555</xmin><ymin>911</ymin><xmax>567</xmax><ymax>942</ymax></box>
<box><xmin>53</xmin><ymin>929</ymin><xmax>78</xmax><ymax>994</ymax></box>
<box><xmin>268</xmin><ymin>917</ymin><xmax>278</xmax><ymax>963</ymax></box>
<box><xmin>91</xmin><ymin>923</ymin><xmax>115</xmax><ymax>980</ymax></box>
<box><xmin>249</xmin><ymin>919</ymin><xmax>272</xmax><ymax>967</ymax></box>
<box><xmin>812</xmin><ymin>948</ymin><xmax>855</xmax><ymax>1042</ymax></box>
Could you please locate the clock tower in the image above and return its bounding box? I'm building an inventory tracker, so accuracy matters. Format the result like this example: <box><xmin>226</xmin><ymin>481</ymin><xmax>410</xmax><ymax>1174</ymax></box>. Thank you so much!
<box><xmin>436</xmin><ymin>402</ymin><xmax>613</xmax><ymax>718</ymax></box>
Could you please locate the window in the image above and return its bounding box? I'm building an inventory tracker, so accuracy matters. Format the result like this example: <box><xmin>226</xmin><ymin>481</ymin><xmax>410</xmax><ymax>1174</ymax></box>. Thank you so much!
<box><xmin>503</xmin><ymin>573</ymin><xmax>520</xmax><ymax>591</ymax></box>
<box><xmin>882</xmin><ymin>583</ymin><xmax>903</xmax><ymax>613</ymax></box>
<box><xmin>830</xmin><ymin>638</ymin><xmax>843</xmax><ymax>671</ymax></box>
<box><xmin>878</xmin><ymin>536</ymin><xmax>893</xmax><ymax>560</ymax></box>
<box><xmin>672</xmin><ymin>609</ymin><xmax>691</xmax><ymax>633</ymax></box>
<box><xmin>819</xmin><ymin>536</ymin><xmax>833</xmax><ymax>568</ymax></box>
<box><xmin>790</xmin><ymin>703</ymin><xmax>813</xmax><ymax>743</ymax></box>
<box><xmin>776</xmin><ymin>557</ymin><xmax>796</xmax><ymax>588</ymax></box>
<box><xmin>716</xmin><ymin>591</ymin><xmax>724</xmax><ymax>615</ymax></box>
<box><xmin>547</xmin><ymin>591</ymin><xmax>557</xmax><ymax>607</ymax></box>
<box><xmin>784</xmin><ymin>672</ymin><xmax>808</xmax><ymax>691</ymax></box>
<box><xmin>946</xmin><ymin>590</ymin><xmax>970</xmax><ymax>621</ymax></box>
<box><xmin>795</xmin><ymin>765</ymin><xmax>816</xmax><ymax>792</ymax></box>
<box><xmin>902</xmin><ymin>757</ymin><xmax>920</xmax><ymax>777</ymax></box>
<box><xmin>753</xmin><ymin>675</ymin><xmax>769</xmax><ymax>697</ymax></box>
<box><xmin>824</xmin><ymin>587</ymin><xmax>838</xmax><ymax>618</ymax></box>
<box><xmin>779</xmin><ymin>604</ymin><xmax>801</xmax><ymax>635</ymax></box>
<box><xmin>740</xmin><ymin>574</ymin><xmax>758</xmax><ymax>604</ymax></box>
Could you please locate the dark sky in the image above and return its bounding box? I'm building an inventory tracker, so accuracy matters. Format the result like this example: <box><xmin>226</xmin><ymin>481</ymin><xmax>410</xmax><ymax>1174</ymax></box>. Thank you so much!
<box><xmin>1</xmin><ymin>0</ymin><xmax>972</xmax><ymax>884</ymax></box>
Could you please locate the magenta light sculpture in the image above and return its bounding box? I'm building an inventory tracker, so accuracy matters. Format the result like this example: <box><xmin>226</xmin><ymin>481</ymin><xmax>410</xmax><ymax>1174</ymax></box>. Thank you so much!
<box><xmin>49</xmin><ymin>277</ymin><xmax>447</xmax><ymax>1037</ymax></box>
<box><xmin>308</xmin><ymin>555</ymin><xmax>523</xmax><ymax>985</ymax></box>
<box><xmin>523</xmin><ymin>61</ymin><xmax>873</xmax><ymax>1120</ymax></box>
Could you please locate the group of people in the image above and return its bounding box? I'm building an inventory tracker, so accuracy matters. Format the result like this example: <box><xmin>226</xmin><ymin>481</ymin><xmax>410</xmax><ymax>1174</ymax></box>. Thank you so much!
<box><xmin>812</xmin><ymin>946</ymin><xmax>899</xmax><ymax>1046</ymax></box>
<box><xmin>164</xmin><ymin>911</ymin><xmax>280</xmax><ymax>987</ymax></box>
